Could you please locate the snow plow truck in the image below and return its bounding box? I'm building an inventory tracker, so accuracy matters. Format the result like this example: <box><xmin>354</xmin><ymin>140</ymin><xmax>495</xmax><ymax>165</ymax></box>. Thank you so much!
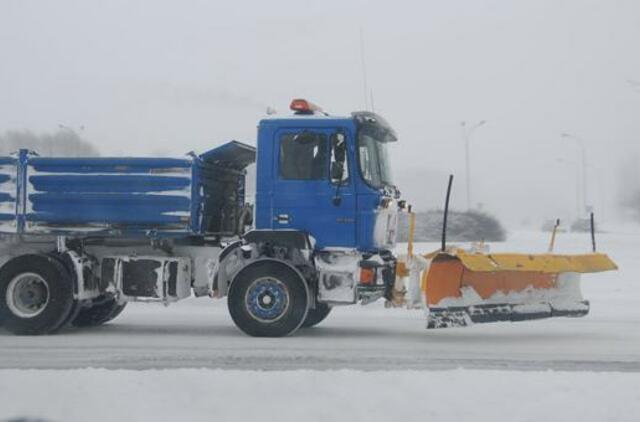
<box><xmin>0</xmin><ymin>99</ymin><xmax>617</xmax><ymax>336</ymax></box>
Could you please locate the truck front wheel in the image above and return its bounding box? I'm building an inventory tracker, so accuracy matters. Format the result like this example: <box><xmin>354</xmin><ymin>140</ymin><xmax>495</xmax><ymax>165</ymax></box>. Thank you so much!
<box><xmin>0</xmin><ymin>254</ymin><xmax>75</xmax><ymax>335</ymax></box>
<box><xmin>228</xmin><ymin>261</ymin><xmax>309</xmax><ymax>337</ymax></box>
<box><xmin>301</xmin><ymin>303</ymin><xmax>332</xmax><ymax>328</ymax></box>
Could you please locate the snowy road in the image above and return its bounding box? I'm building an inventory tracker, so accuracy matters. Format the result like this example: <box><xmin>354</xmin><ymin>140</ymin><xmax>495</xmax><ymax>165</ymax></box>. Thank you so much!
<box><xmin>1</xmin><ymin>230</ymin><xmax>639</xmax><ymax>371</ymax></box>
<box><xmin>3</xmin><ymin>369</ymin><xmax>640</xmax><ymax>422</ymax></box>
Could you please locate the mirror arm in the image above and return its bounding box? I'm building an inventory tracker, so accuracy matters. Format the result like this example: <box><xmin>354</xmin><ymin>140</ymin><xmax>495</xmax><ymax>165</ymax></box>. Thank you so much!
<box><xmin>332</xmin><ymin>178</ymin><xmax>342</xmax><ymax>206</ymax></box>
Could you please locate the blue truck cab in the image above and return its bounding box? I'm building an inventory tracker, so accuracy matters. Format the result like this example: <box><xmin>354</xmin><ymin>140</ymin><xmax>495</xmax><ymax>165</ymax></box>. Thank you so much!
<box><xmin>0</xmin><ymin>99</ymin><xmax>405</xmax><ymax>338</ymax></box>
<box><xmin>254</xmin><ymin>100</ymin><xmax>399</xmax><ymax>252</ymax></box>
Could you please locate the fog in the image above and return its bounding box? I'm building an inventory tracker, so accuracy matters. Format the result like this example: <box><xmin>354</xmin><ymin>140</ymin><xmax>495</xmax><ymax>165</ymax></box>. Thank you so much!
<box><xmin>1</xmin><ymin>0</ymin><xmax>639</xmax><ymax>227</ymax></box>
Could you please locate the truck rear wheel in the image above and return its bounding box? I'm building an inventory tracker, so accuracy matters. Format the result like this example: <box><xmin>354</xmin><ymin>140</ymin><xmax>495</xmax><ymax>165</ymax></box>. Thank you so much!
<box><xmin>301</xmin><ymin>303</ymin><xmax>332</xmax><ymax>328</ymax></box>
<box><xmin>72</xmin><ymin>297</ymin><xmax>127</xmax><ymax>327</ymax></box>
<box><xmin>0</xmin><ymin>254</ymin><xmax>75</xmax><ymax>335</ymax></box>
<box><xmin>228</xmin><ymin>261</ymin><xmax>309</xmax><ymax>337</ymax></box>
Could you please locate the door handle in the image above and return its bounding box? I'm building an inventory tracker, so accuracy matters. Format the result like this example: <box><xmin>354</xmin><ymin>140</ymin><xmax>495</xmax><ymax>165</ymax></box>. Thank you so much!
<box><xmin>275</xmin><ymin>214</ymin><xmax>290</xmax><ymax>224</ymax></box>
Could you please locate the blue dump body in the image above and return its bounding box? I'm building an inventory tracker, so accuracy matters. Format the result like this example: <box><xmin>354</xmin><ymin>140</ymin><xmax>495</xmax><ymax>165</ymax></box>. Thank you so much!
<box><xmin>0</xmin><ymin>141</ymin><xmax>255</xmax><ymax>237</ymax></box>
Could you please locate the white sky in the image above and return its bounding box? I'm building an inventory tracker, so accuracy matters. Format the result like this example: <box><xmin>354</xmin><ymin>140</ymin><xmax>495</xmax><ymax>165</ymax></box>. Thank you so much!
<box><xmin>1</xmin><ymin>0</ymin><xmax>639</xmax><ymax>226</ymax></box>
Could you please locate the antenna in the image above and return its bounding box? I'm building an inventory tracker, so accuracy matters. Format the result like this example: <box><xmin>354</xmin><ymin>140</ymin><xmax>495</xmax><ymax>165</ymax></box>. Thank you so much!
<box><xmin>359</xmin><ymin>27</ymin><xmax>369</xmax><ymax>110</ymax></box>
<box><xmin>590</xmin><ymin>212</ymin><xmax>596</xmax><ymax>252</ymax></box>
<box><xmin>370</xmin><ymin>88</ymin><xmax>376</xmax><ymax>113</ymax></box>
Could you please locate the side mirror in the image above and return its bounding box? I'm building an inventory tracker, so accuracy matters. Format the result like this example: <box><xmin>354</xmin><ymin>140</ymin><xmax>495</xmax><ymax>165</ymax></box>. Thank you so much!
<box><xmin>331</xmin><ymin>162</ymin><xmax>344</xmax><ymax>181</ymax></box>
<box><xmin>330</xmin><ymin>131</ymin><xmax>348</xmax><ymax>206</ymax></box>
<box><xmin>330</xmin><ymin>132</ymin><xmax>347</xmax><ymax>184</ymax></box>
<box><xmin>334</xmin><ymin>145</ymin><xmax>345</xmax><ymax>162</ymax></box>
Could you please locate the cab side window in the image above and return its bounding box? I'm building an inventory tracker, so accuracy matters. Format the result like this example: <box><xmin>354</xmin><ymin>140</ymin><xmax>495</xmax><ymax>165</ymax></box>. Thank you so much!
<box><xmin>279</xmin><ymin>131</ymin><xmax>327</xmax><ymax>180</ymax></box>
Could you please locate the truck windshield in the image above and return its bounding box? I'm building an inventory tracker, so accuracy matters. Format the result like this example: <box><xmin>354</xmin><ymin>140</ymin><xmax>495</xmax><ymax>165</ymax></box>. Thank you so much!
<box><xmin>358</xmin><ymin>133</ymin><xmax>393</xmax><ymax>189</ymax></box>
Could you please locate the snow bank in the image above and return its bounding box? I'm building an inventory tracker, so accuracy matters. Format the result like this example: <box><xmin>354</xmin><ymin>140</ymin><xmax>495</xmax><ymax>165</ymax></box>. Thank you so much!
<box><xmin>1</xmin><ymin>368</ymin><xmax>639</xmax><ymax>422</ymax></box>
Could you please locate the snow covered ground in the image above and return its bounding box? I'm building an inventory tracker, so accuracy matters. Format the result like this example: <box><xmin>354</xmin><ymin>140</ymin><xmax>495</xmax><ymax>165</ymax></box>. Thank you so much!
<box><xmin>1</xmin><ymin>229</ymin><xmax>639</xmax><ymax>421</ymax></box>
<box><xmin>2</xmin><ymin>368</ymin><xmax>640</xmax><ymax>422</ymax></box>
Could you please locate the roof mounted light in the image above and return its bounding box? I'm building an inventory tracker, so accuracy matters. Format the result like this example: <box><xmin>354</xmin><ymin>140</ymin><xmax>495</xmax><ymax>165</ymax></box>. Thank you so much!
<box><xmin>290</xmin><ymin>98</ymin><xmax>324</xmax><ymax>115</ymax></box>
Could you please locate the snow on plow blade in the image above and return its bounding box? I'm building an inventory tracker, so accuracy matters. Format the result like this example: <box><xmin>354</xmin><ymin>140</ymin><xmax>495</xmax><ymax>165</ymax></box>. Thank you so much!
<box><xmin>422</xmin><ymin>250</ymin><xmax>617</xmax><ymax>329</ymax></box>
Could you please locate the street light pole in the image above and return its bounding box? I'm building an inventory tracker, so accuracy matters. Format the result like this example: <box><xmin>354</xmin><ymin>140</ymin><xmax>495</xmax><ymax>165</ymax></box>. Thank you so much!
<box><xmin>461</xmin><ymin>120</ymin><xmax>486</xmax><ymax>210</ymax></box>
<box><xmin>556</xmin><ymin>158</ymin><xmax>581</xmax><ymax>218</ymax></box>
<box><xmin>561</xmin><ymin>133</ymin><xmax>588</xmax><ymax>214</ymax></box>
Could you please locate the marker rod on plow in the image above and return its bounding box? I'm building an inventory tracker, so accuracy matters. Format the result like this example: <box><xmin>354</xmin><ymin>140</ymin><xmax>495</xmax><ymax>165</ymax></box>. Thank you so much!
<box><xmin>407</xmin><ymin>205</ymin><xmax>416</xmax><ymax>258</ymax></box>
<box><xmin>590</xmin><ymin>212</ymin><xmax>596</xmax><ymax>252</ymax></box>
<box><xmin>548</xmin><ymin>218</ymin><xmax>560</xmax><ymax>252</ymax></box>
<box><xmin>442</xmin><ymin>174</ymin><xmax>454</xmax><ymax>252</ymax></box>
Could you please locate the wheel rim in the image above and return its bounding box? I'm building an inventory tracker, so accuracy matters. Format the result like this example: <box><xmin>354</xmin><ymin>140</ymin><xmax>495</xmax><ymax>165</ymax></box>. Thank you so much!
<box><xmin>244</xmin><ymin>277</ymin><xmax>290</xmax><ymax>323</ymax></box>
<box><xmin>5</xmin><ymin>272</ymin><xmax>50</xmax><ymax>318</ymax></box>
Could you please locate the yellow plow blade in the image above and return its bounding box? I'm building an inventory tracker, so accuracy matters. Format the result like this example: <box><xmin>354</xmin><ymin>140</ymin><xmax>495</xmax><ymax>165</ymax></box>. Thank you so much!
<box><xmin>422</xmin><ymin>250</ymin><xmax>617</xmax><ymax>328</ymax></box>
<box><xmin>447</xmin><ymin>250</ymin><xmax>617</xmax><ymax>273</ymax></box>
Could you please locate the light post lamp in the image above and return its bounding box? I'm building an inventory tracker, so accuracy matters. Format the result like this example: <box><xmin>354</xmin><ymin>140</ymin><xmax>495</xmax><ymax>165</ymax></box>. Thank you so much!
<box><xmin>461</xmin><ymin>120</ymin><xmax>486</xmax><ymax>210</ymax></box>
<box><xmin>561</xmin><ymin>133</ymin><xmax>588</xmax><ymax>214</ymax></box>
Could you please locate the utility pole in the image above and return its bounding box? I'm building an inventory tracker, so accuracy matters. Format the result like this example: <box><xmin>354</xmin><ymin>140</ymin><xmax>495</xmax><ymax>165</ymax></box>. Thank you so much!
<box><xmin>461</xmin><ymin>120</ymin><xmax>486</xmax><ymax>210</ymax></box>
<box><xmin>561</xmin><ymin>133</ymin><xmax>588</xmax><ymax>214</ymax></box>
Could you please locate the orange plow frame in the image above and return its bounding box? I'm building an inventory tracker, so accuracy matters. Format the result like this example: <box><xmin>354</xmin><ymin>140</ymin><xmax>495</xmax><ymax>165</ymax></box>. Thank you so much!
<box><xmin>421</xmin><ymin>250</ymin><xmax>617</xmax><ymax>328</ymax></box>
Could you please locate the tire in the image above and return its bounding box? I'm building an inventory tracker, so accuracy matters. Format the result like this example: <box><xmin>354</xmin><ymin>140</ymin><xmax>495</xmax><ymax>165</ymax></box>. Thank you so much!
<box><xmin>47</xmin><ymin>253</ymin><xmax>80</xmax><ymax>331</ymax></box>
<box><xmin>72</xmin><ymin>297</ymin><xmax>127</xmax><ymax>327</ymax></box>
<box><xmin>301</xmin><ymin>302</ymin><xmax>332</xmax><ymax>328</ymax></box>
<box><xmin>0</xmin><ymin>254</ymin><xmax>75</xmax><ymax>335</ymax></box>
<box><xmin>228</xmin><ymin>261</ymin><xmax>309</xmax><ymax>337</ymax></box>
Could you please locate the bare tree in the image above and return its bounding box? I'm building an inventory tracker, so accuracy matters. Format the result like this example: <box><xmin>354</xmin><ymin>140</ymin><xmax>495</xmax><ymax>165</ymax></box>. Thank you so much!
<box><xmin>0</xmin><ymin>129</ymin><xmax>99</xmax><ymax>156</ymax></box>
<box><xmin>398</xmin><ymin>209</ymin><xmax>506</xmax><ymax>242</ymax></box>
<box><xmin>619</xmin><ymin>155</ymin><xmax>640</xmax><ymax>222</ymax></box>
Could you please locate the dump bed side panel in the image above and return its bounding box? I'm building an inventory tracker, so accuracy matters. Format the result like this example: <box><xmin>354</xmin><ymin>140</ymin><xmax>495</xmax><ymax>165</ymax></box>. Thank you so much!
<box><xmin>23</xmin><ymin>156</ymin><xmax>195</xmax><ymax>235</ymax></box>
<box><xmin>0</xmin><ymin>142</ymin><xmax>256</xmax><ymax>238</ymax></box>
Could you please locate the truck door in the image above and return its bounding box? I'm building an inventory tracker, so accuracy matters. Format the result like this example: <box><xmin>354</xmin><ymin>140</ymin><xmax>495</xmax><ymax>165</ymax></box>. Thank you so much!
<box><xmin>272</xmin><ymin>128</ymin><xmax>356</xmax><ymax>248</ymax></box>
